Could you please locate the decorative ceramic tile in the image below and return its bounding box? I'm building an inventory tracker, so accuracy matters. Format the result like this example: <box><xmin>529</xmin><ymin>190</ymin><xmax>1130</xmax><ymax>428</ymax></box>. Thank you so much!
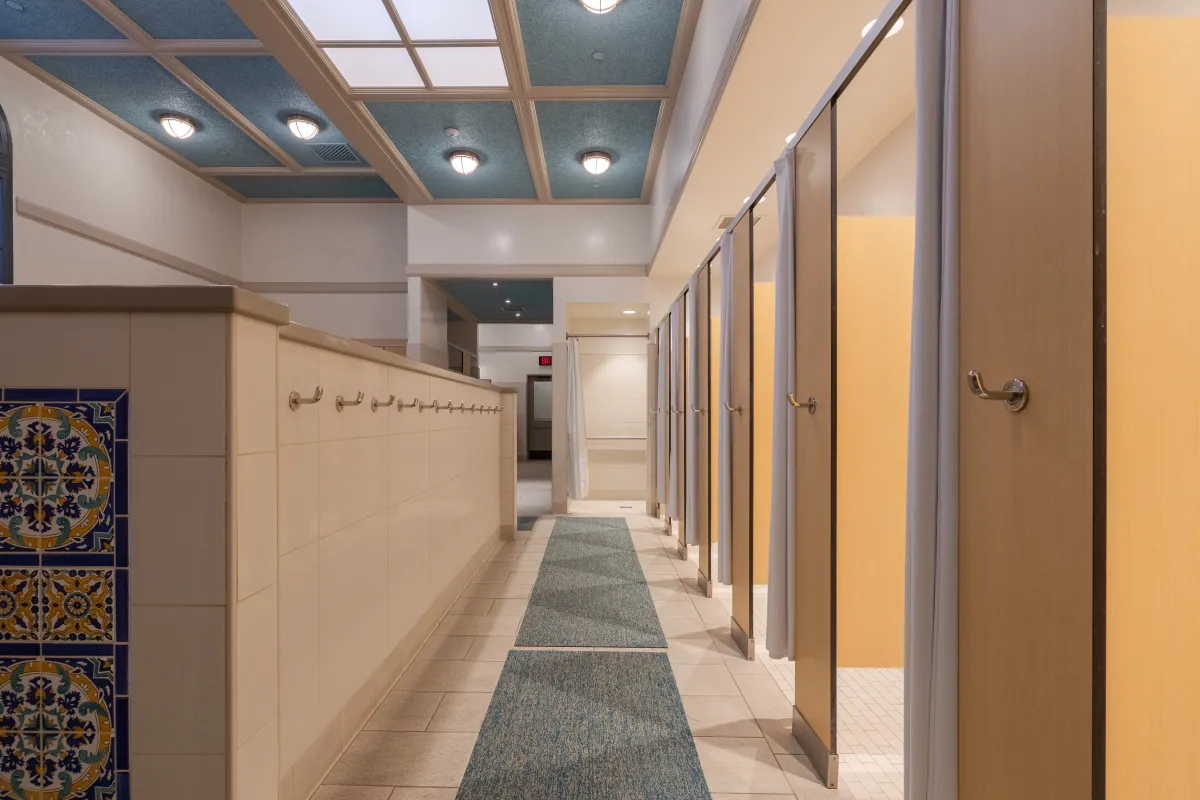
<box><xmin>0</xmin><ymin>400</ymin><xmax>122</xmax><ymax>556</ymax></box>
<box><xmin>41</xmin><ymin>570</ymin><xmax>115</xmax><ymax>642</ymax></box>
<box><xmin>0</xmin><ymin>389</ymin><xmax>128</xmax><ymax>799</ymax></box>
<box><xmin>0</xmin><ymin>570</ymin><xmax>39</xmax><ymax>641</ymax></box>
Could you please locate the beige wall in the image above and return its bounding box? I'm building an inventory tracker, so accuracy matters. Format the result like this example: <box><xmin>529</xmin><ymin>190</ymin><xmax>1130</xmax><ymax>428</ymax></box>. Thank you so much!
<box><xmin>1107</xmin><ymin>18</ymin><xmax>1200</xmax><ymax>799</ymax></box>
<box><xmin>835</xmin><ymin>216</ymin><xmax>913</xmax><ymax>668</ymax></box>
<box><xmin>271</xmin><ymin>334</ymin><xmax>509</xmax><ymax>800</ymax></box>
<box><xmin>579</xmin><ymin>336</ymin><xmax>649</xmax><ymax>500</ymax></box>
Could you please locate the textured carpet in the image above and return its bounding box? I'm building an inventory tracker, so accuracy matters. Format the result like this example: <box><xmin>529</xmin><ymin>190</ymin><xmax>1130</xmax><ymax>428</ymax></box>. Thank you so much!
<box><xmin>516</xmin><ymin>516</ymin><xmax>667</xmax><ymax>648</ymax></box>
<box><xmin>457</xmin><ymin>650</ymin><xmax>711</xmax><ymax>800</ymax></box>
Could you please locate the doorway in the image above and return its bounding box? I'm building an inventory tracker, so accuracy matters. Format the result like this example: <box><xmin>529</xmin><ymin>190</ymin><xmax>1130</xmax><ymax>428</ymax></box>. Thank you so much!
<box><xmin>527</xmin><ymin>374</ymin><xmax>552</xmax><ymax>460</ymax></box>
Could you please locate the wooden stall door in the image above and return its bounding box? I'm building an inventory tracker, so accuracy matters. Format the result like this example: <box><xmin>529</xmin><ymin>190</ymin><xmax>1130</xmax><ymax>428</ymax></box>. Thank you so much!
<box><xmin>958</xmin><ymin>0</ymin><xmax>1099</xmax><ymax>797</ymax></box>
<box><xmin>729</xmin><ymin>213</ymin><xmax>755</xmax><ymax>657</ymax></box>
<box><xmin>694</xmin><ymin>266</ymin><xmax>713</xmax><ymax>594</ymax></box>
<box><xmin>791</xmin><ymin>103</ymin><xmax>837</xmax><ymax>787</ymax></box>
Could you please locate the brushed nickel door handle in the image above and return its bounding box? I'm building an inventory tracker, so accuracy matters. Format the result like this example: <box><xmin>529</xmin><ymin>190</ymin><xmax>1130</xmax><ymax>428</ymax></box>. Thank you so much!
<box><xmin>788</xmin><ymin>393</ymin><xmax>817</xmax><ymax>414</ymax></box>
<box><xmin>967</xmin><ymin>370</ymin><xmax>1029</xmax><ymax>412</ymax></box>
<box><xmin>724</xmin><ymin>401</ymin><xmax>743</xmax><ymax>415</ymax></box>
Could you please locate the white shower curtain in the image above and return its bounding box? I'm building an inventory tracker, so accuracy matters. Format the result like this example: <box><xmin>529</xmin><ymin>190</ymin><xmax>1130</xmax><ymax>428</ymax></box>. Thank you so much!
<box><xmin>685</xmin><ymin>276</ymin><xmax>701</xmax><ymax>546</ymax></box>
<box><xmin>668</xmin><ymin>301</ymin><xmax>684</xmax><ymax>520</ymax></box>
<box><xmin>766</xmin><ymin>150</ymin><xmax>797</xmax><ymax>660</ymax></box>
<box><xmin>566</xmin><ymin>337</ymin><xmax>589</xmax><ymax>500</ymax></box>
<box><xmin>656</xmin><ymin>321</ymin><xmax>669</xmax><ymax>513</ymax></box>
<box><xmin>716</xmin><ymin>231</ymin><xmax>734</xmax><ymax>584</ymax></box>
<box><xmin>907</xmin><ymin>0</ymin><xmax>959</xmax><ymax>797</ymax></box>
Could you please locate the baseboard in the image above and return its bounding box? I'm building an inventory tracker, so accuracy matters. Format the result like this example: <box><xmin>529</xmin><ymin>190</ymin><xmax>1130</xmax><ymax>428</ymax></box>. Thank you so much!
<box><xmin>675</xmin><ymin>542</ymin><xmax>688</xmax><ymax>561</ymax></box>
<box><xmin>697</xmin><ymin>570</ymin><xmax>712</xmax><ymax>598</ymax></box>
<box><xmin>501</xmin><ymin>523</ymin><xmax>515</xmax><ymax>542</ymax></box>
<box><xmin>792</xmin><ymin>705</ymin><xmax>838</xmax><ymax>788</ymax></box>
<box><xmin>730</xmin><ymin>616</ymin><xmax>755</xmax><ymax>661</ymax></box>
<box><xmin>281</xmin><ymin>525</ymin><xmax>502</xmax><ymax>800</ymax></box>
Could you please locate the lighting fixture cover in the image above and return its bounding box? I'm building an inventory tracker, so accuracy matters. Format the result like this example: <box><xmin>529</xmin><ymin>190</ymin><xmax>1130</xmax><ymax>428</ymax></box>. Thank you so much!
<box><xmin>324</xmin><ymin>47</ymin><xmax>423</xmax><ymax>88</ymax></box>
<box><xmin>160</xmin><ymin>114</ymin><xmax>195</xmax><ymax>139</ymax></box>
<box><xmin>450</xmin><ymin>150</ymin><xmax>481</xmax><ymax>175</ymax></box>
<box><xmin>287</xmin><ymin>115</ymin><xmax>320</xmax><ymax>140</ymax></box>
<box><xmin>580</xmin><ymin>0</ymin><xmax>623</xmax><ymax>14</ymax></box>
<box><xmin>288</xmin><ymin>0</ymin><xmax>401</xmax><ymax>41</ymax></box>
<box><xmin>392</xmin><ymin>0</ymin><xmax>497</xmax><ymax>40</ymax></box>
<box><xmin>861</xmin><ymin>16</ymin><xmax>904</xmax><ymax>39</ymax></box>
<box><xmin>417</xmin><ymin>46</ymin><xmax>508</xmax><ymax>88</ymax></box>
<box><xmin>581</xmin><ymin>151</ymin><xmax>612</xmax><ymax>175</ymax></box>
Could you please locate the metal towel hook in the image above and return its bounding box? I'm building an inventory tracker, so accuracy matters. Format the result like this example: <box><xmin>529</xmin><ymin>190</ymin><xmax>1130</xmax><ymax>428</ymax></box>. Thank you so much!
<box><xmin>690</xmin><ymin>404</ymin><xmax>706</xmax><ymax>415</ymax></box>
<box><xmin>372</xmin><ymin>394</ymin><xmax>395</xmax><ymax>412</ymax></box>
<box><xmin>433</xmin><ymin>400</ymin><xmax>454</xmax><ymax>413</ymax></box>
<box><xmin>724</xmin><ymin>401</ymin><xmax>743</xmax><ymax>415</ymax></box>
<box><xmin>787</xmin><ymin>393</ymin><xmax>817</xmax><ymax>414</ymax></box>
<box><xmin>967</xmin><ymin>370</ymin><xmax>1029</xmax><ymax>413</ymax></box>
<box><xmin>336</xmin><ymin>391</ymin><xmax>365</xmax><ymax>412</ymax></box>
<box><xmin>288</xmin><ymin>386</ymin><xmax>323</xmax><ymax>411</ymax></box>
<box><xmin>398</xmin><ymin>397</ymin><xmax>420</xmax><ymax>412</ymax></box>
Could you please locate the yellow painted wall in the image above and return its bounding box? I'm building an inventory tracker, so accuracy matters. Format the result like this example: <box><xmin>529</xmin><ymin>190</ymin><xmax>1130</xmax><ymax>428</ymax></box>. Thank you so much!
<box><xmin>835</xmin><ymin>216</ymin><xmax>913</xmax><ymax>668</ymax></box>
<box><xmin>1107</xmin><ymin>19</ymin><xmax>1200</xmax><ymax>800</ymax></box>
<box><xmin>753</xmin><ymin>283</ymin><xmax>775</xmax><ymax>583</ymax></box>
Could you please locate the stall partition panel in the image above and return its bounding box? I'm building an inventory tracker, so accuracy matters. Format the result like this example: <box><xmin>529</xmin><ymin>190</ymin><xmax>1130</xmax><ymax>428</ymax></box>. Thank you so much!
<box><xmin>676</xmin><ymin>297</ymin><xmax>689</xmax><ymax>559</ymax></box>
<box><xmin>694</xmin><ymin>266</ymin><xmax>713</xmax><ymax>594</ymax></box>
<box><xmin>959</xmin><ymin>0</ymin><xmax>1098</xmax><ymax>796</ymax></box>
<box><xmin>646</xmin><ymin>339</ymin><xmax>659</xmax><ymax>517</ymax></box>
<box><xmin>791</xmin><ymin>103</ymin><xmax>838</xmax><ymax>787</ymax></box>
<box><xmin>729</xmin><ymin>212</ymin><xmax>755</xmax><ymax>658</ymax></box>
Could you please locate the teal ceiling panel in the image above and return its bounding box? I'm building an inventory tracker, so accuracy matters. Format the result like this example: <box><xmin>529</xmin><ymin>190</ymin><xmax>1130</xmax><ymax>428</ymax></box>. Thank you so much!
<box><xmin>28</xmin><ymin>55</ymin><xmax>278</xmax><ymax>168</ymax></box>
<box><xmin>516</xmin><ymin>0</ymin><xmax>682</xmax><ymax>86</ymax></box>
<box><xmin>182</xmin><ymin>55</ymin><xmax>356</xmax><ymax>168</ymax></box>
<box><xmin>537</xmin><ymin>99</ymin><xmax>658</xmax><ymax>199</ymax></box>
<box><xmin>0</xmin><ymin>0</ymin><xmax>125</xmax><ymax>39</ymax></box>
<box><xmin>439</xmin><ymin>279</ymin><xmax>552</xmax><ymax>323</ymax></box>
<box><xmin>217</xmin><ymin>175</ymin><xmax>397</xmax><ymax>199</ymax></box>
<box><xmin>366</xmin><ymin>101</ymin><xmax>535</xmax><ymax>200</ymax></box>
<box><xmin>109</xmin><ymin>0</ymin><xmax>255</xmax><ymax>39</ymax></box>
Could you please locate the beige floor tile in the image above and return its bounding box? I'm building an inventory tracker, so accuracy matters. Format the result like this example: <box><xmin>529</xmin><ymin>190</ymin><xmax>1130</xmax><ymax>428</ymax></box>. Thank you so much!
<box><xmin>463</xmin><ymin>636</ymin><xmax>516</xmax><ymax>661</ymax></box>
<box><xmin>672</xmin><ymin>664</ymin><xmax>741</xmax><ymax>696</ymax></box>
<box><xmin>693</xmin><ymin>737</ymin><xmax>793</xmax><ymax>794</ymax></box>
<box><xmin>448</xmin><ymin>597</ymin><xmax>495</xmax><ymax>615</ymax></box>
<box><xmin>710</xmin><ymin>796</ymin><xmax>797</xmax><ymax>800</ymax></box>
<box><xmin>721</xmin><ymin>652</ymin><xmax>769</xmax><ymax>676</ymax></box>
<box><xmin>426</xmin><ymin>692</ymin><xmax>493</xmax><ymax>732</ymax></box>
<box><xmin>394</xmin><ymin>660</ymin><xmax>504</xmax><ymax>693</ymax></box>
<box><xmin>666</xmin><ymin>636</ymin><xmax>726</xmax><ymax>665</ymax></box>
<box><xmin>311</xmin><ymin>786</ymin><xmax>394</xmax><ymax>800</ymax></box>
<box><xmin>773</xmin><ymin>752</ymin><xmax>846</xmax><ymax>798</ymax></box>
<box><xmin>660</xmin><ymin>616</ymin><xmax>715</xmax><ymax>638</ymax></box>
<box><xmin>470</xmin><ymin>569</ymin><xmax>511</xmax><ymax>584</ymax></box>
<box><xmin>681</xmin><ymin>695</ymin><xmax>762</xmax><ymax>738</ymax></box>
<box><xmin>459</xmin><ymin>583</ymin><xmax>532</xmax><ymax>599</ymax></box>
<box><xmin>363</xmin><ymin>691</ymin><xmax>444</xmax><ymax>732</ymax></box>
<box><xmin>434</xmin><ymin>614</ymin><xmax>521</xmax><ymax>637</ymax></box>
<box><xmin>500</xmin><ymin>562</ymin><xmax>541</xmax><ymax>573</ymax></box>
<box><xmin>654</xmin><ymin>601</ymin><xmax>702</xmax><ymax>620</ymax></box>
<box><xmin>502</xmin><ymin>573</ymin><xmax>537</xmax><ymax>586</ymax></box>
<box><xmin>487</xmin><ymin>598</ymin><xmax>529</xmax><ymax>616</ymax></box>
<box><xmin>388</xmin><ymin>790</ymin><xmax>459</xmax><ymax>800</ymax></box>
<box><xmin>733</xmin><ymin>674</ymin><xmax>793</xmax><ymax>721</ymax></box>
<box><xmin>324</xmin><ymin>731</ymin><xmax>476</xmax><ymax>787</ymax></box>
<box><xmin>414</xmin><ymin>635</ymin><xmax>474</xmax><ymax>661</ymax></box>
<box><xmin>757</xmin><ymin>718</ymin><xmax>805</xmax><ymax>755</ymax></box>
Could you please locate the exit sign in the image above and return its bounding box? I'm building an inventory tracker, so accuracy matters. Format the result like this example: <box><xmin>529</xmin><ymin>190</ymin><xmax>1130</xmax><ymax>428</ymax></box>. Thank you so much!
<box><xmin>539</xmin><ymin>355</ymin><xmax>552</xmax><ymax>367</ymax></box>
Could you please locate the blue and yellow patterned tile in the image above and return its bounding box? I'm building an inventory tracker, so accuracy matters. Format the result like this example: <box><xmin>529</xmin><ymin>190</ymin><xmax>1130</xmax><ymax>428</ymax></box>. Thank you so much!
<box><xmin>0</xmin><ymin>570</ymin><xmax>39</xmax><ymax>642</ymax></box>
<box><xmin>41</xmin><ymin>570</ymin><xmax>115</xmax><ymax>643</ymax></box>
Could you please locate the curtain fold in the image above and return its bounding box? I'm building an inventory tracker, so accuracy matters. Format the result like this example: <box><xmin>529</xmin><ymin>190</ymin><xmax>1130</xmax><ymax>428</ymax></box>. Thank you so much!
<box><xmin>656</xmin><ymin>321</ymin><xmax>669</xmax><ymax>513</ymax></box>
<box><xmin>906</xmin><ymin>0</ymin><xmax>959</xmax><ymax>797</ymax></box>
<box><xmin>716</xmin><ymin>231</ymin><xmax>734</xmax><ymax>584</ymax></box>
<box><xmin>667</xmin><ymin>304</ymin><xmax>681</xmax><ymax>519</ymax></box>
<box><xmin>566</xmin><ymin>338</ymin><xmax>589</xmax><ymax>500</ymax></box>
<box><xmin>766</xmin><ymin>150</ymin><xmax>798</xmax><ymax>660</ymax></box>
<box><xmin>685</xmin><ymin>277</ymin><xmax>701</xmax><ymax>546</ymax></box>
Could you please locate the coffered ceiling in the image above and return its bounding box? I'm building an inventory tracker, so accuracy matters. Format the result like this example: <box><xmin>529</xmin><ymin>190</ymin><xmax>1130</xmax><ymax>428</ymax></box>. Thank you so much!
<box><xmin>0</xmin><ymin>0</ymin><xmax>700</xmax><ymax>203</ymax></box>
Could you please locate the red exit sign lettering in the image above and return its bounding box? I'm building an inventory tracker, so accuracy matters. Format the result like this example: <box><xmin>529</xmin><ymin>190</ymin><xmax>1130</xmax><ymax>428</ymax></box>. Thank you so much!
<box><xmin>539</xmin><ymin>355</ymin><xmax>552</xmax><ymax>367</ymax></box>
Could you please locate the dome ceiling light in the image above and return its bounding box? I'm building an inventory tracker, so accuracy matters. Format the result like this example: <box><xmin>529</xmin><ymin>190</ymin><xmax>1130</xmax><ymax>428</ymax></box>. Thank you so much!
<box><xmin>581</xmin><ymin>151</ymin><xmax>612</xmax><ymax>175</ymax></box>
<box><xmin>159</xmin><ymin>114</ymin><xmax>196</xmax><ymax>140</ymax></box>
<box><xmin>579</xmin><ymin>0</ymin><xmax>623</xmax><ymax>14</ymax></box>
<box><xmin>449</xmin><ymin>150</ymin><xmax>480</xmax><ymax>175</ymax></box>
<box><xmin>287</xmin><ymin>114</ymin><xmax>320</xmax><ymax>140</ymax></box>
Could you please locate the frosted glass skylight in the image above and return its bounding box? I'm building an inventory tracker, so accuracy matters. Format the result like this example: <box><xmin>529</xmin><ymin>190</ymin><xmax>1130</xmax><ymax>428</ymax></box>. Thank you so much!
<box><xmin>417</xmin><ymin>46</ymin><xmax>508</xmax><ymax>87</ymax></box>
<box><xmin>325</xmin><ymin>47</ymin><xmax>423</xmax><ymax>88</ymax></box>
<box><xmin>288</xmin><ymin>0</ymin><xmax>400</xmax><ymax>41</ymax></box>
<box><xmin>393</xmin><ymin>0</ymin><xmax>498</xmax><ymax>41</ymax></box>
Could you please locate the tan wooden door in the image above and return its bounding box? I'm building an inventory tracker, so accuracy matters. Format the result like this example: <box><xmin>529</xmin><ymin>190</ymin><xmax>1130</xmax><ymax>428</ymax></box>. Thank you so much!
<box><xmin>674</xmin><ymin>302</ymin><xmax>688</xmax><ymax>556</ymax></box>
<box><xmin>729</xmin><ymin>213</ymin><xmax>754</xmax><ymax>656</ymax></box>
<box><xmin>694</xmin><ymin>266</ymin><xmax>713</xmax><ymax>593</ymax></box>
<box><xmin>646</xmin><ymin>339</ymin><xmax>658</xmax><ymax>517</ymax></box>
<box><xmin>958</xmin><ymin>0</ymin><xmax>1099</xmax><ymax>797</ymax></box>
<box><xmin>791</xmin><ymin>103</ymin><xmax>837</xmax><ymax>787</ymax></box>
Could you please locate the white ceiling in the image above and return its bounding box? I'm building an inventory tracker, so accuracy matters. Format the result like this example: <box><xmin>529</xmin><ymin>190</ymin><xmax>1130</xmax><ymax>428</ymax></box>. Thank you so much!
<box><xmin>651</xmin><ymin>0</ymin><xmax>904</xmax><ymax>277</ymax></box>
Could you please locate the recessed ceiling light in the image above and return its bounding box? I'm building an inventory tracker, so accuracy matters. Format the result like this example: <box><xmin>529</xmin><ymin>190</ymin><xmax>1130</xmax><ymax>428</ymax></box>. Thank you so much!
<box><xmin>579</xmin><ymin>0</ymin><xmax>622</xmax><ymax>13</ymax></box>
<box><xmin>742</xmin><ymin>196</ymin><xmax>750</xmax><ymax>204</ymax></box>
<box><xmin>785</xmin><ymin>132</ymin><xmax>796</xmax><ymax>144</ymax></box>
<box><xmin>622</xmin><ymin>310</ymin><xmax>635</xmax><ymax>315</ymax></box>
<box><xmin>505</xmin><ymin>299</ymin><xmax>511</xmax><ymax>304</ymax></box>
<box><xmin>286</xmin><ymin>114</ymin><xmax>320</xmax><ymax>140</ymax></box>
<box><xmin>159</xmin><ymin>114</ymin><xmax>196</xmax><ymax>140</ymax></box>
<box><xmin>516</xmin><ymin>313</ymin><xmax>522</xmax><ymax>317</ymax></box>
<box><xmin>592</xmin><ymin>51</ymin><xmax>605</xmax><ymax>61</ymax></box>
<box><xmin>449</xmin><ymin>150</ymin><xmax>480</xmax><ymax>175</ymax></box>
<box><xmin>862</xmin><ymin>16</ymin><xmax>904</xmax><ymax>39</ymax></box>
<box><xmin>492</xmin><ymin>282</ymin><xmax>499</xmax><ymax>287</ymax></box>
<box><xmin>582</xmin><ymin>151</ymin><xmax>612</xmax><ymax>175</ymax></box>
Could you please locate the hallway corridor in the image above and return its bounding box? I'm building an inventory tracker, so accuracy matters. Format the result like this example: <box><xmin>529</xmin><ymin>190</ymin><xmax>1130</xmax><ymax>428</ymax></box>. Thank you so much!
<box><xmin>310</xmin><ymin>509</ymin><xmax>845</xmax><ymax>799</ymax></box>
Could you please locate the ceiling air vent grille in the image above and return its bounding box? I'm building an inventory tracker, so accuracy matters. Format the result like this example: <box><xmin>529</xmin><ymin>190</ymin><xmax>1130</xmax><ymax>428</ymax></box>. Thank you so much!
<box><xmin>713</xmin><ymin>213</ymin><xmax>766</xmax><ymax>231</ymax></box>
<box><xmin>309</xmin><ymin>143</ymin><xmax>362</xmax><ymax>164</ymax></box>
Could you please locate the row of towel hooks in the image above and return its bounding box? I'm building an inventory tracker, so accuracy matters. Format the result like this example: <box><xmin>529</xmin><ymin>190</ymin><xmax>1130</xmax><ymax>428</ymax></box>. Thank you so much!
<box><xmin>287</xmin><ymin>386</ymin><xmax>503</xmax><ymax>414</ymax></box>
